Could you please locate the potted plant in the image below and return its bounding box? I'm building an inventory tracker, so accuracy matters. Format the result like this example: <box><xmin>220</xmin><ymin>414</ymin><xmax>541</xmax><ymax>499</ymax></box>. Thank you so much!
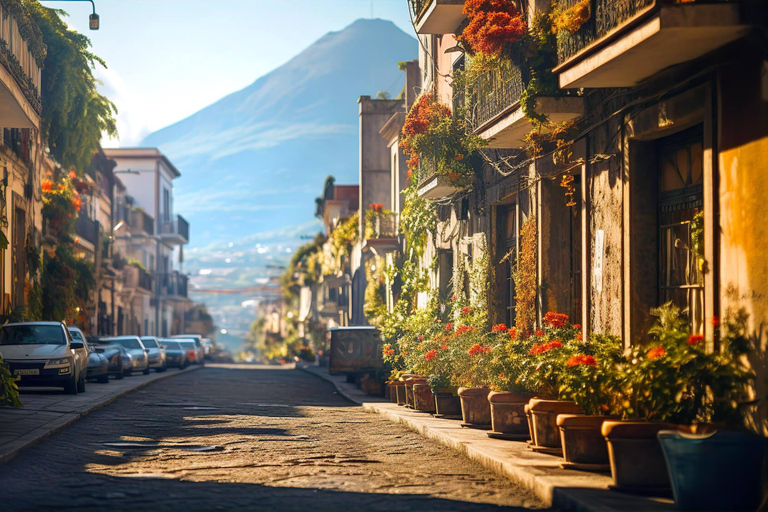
<box><xmin>486</xmin><ymin>324</ymin><xmax>534</xmax><ymax>440</ymax></box>
<box><xmin>449</xmin><ymin>314</ymin><xmax>493</xmax><ymax>429</ymax></box>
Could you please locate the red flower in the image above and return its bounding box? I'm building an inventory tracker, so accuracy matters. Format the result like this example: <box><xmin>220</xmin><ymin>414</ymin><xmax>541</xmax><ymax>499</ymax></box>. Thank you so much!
<box><xmin>425</xmin><ymin>349</ymin><xmax>438</xmax><ymax>361</ymax></box>
<box><xmin>529</xmin><ymin>340</ymin><xmax>563</xmax><ymax>355</ymax></box>
<box><xmin>566</xmin><ymin>355</ymin><xmax>597</xmax><ymax>367</ymax></box>
<box><xmin>418</xmin><ymin>335</ymin><xmax>425</xmax><ymax>342</ymax></box>
<box><xmin>455</xmin><ymin>325</ymin><xmax>475</xmax><ymax>336</ymax></box>
<box><xmin>451</xmin><ymin>295</ymin><xmax>457</xmax><ymax>301</ymax></box>
<box><xmin>509</xmin><ymin>328</ymin><xmax>516</xmax><ymax>339</ymax></box>
<box><xmin>687</xmin><ymin>334</ymin><xmax>704</xmax><ymax>346</ymax></box>
<box><xmin>41</xmin><ymin>180</ymin><xmax>52</xmax><ymax>192</ymax></box>
<box><xmin>461</xmin><ymin>307</ymin><xmax>471</xmax><ymax>315</ymax></box>
<box><xmin>445</xmin><ymin>322</ymin><xmax>454</xmax><ymax>331</ymax></box>
<box><xmin>543</xmin><ymin>311</ymin><xmax>570</xmax><ymax>329</ymax></box>
<box><xmin>440</xmin><ymin>343</ymin><xmax>449</xmax><ymax>350</ymax></box>
<box><xmin>535</xmin><ymin>330</ymin><xmax>544</xmax><ymax>337</ymax></box>
<box><xmin>468</xmin><ymin>344</ymin><xmax>491</xmax><ymax>357</ymax></box>
<box><xmin>647</xmin><ymin>346</ymin><xmax>666</xmax><ymax>359</ymax></box>
<box><xmin>573</xmin><ymin>324</ymin><xmax>581</xmax><ymax>330</ymax></box>
<box><xmin>576</xmin><ymin>331</ymin><xmax>583</xmax><ymax>341</ymax></box>
<box><xmin>68</xmin><ymin>170</ymin><xmax>77</xmax><ymax>179</ymax></box>
<box><xmin>499</xmin><ymin>373</ymin><xmax>505</xmax><ymax>380</ymax></box>
<box><xmin>712</xmin><ymin>316</ymin><xmax>719</xmax><ymax>327</ymax></box>
<box><xmin>492</xmin><ymin>323</ymin><xmax>508</xmax><ymax>333</ymax></box>
<box><xmin>457</xmin><ymin>0</ymin><xmax>527</xmax><ymax>56</ymax></box>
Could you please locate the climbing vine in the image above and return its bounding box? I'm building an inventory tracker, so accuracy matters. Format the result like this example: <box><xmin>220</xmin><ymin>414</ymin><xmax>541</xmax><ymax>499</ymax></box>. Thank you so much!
<box><xmin>513</xmin><ymin>215</ymin><xmax>537</xmax><ymax>332</ymax></box>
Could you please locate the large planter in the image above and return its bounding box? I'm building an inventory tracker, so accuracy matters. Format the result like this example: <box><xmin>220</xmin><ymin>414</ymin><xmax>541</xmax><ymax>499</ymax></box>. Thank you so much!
<box><xmin>434</xmin><ymin>391</ymin><xmax>462</xmax><ymax>419</ymax></box>
<box><xmin>412</xmin><ymin>381</ymin><xmax>436</xmax><ymax>413</ymax></box>
<box><xmin>528</xmin><ymin>399</ymin><xmax>584</xmax><ymax>455</ymax></box>
<box><xmin>524</xmin><ymin>402</ymin><xmax>535</xmax><ymax>445</ymax></box>
<box><xmin>394</xmin><ymin>383</ymin><xmax>407</xmax><ymax>405</ymax></box>
<box><xmin>557</xmin><ymin>414</ymin><xmax>616</xmax><ymax>471</ymax></box>
<box><xmin>387</xmin><ymin>382</ymin><xmax>400</xmax><ymax>403</ymax></box>
<box><xmin>457</xmin><ymin>387</ymin><xmax>491</xmax><ymax>429</ymax></box>
<box><xmin>658</xmin><ymin>430</ymin><xmax>767</xmax><ymax>511</ymax></box>
<box><xmin>487</xmin><ymin>391</ymin><xmax>534</xmax><ymax>440</ymax></box>
<box><xmin>404</xmin><ymin>376</ymin><xmax>421</xmax><ymax>409</ymax></box>
<box><xmin>602</xmin><ymin>421</ymin><xmax>680</xmax><ymax>493</ymax></box>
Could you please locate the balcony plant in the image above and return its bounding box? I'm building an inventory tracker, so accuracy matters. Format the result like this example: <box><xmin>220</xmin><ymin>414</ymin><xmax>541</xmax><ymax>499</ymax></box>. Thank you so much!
<box><xmin>400</xmin><ymin>94</ymin><xmax>485</xmax><ymax>192</ymax></box>
<box><xmin>456</xmin><ymin>0</ymin><xmax>528</xmax><ymax>57</ymax></box>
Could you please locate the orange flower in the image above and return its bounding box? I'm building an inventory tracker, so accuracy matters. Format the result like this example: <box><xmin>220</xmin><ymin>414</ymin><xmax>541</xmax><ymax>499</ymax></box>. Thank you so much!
<box><xmin>491</xmin><ymin>323</ymin><xmax>508</xmax><ymax>333</ymax></box>
<box><xmin>529</xmin><ymin>340</ymin><xmax>563</xmax><ymax>355</ymax></box>
<box><xmin>425</xmin><ymin>349</ymin><xmax>438</xmax><ymax>361</ymax></box>
<box><xmin>41</xmin><ymin>180</ymin><xmax>52</xmax><ymax>192</ymax></box>
<box><xmin>468</xmin><ymin>344</ymin><xmax>491</xmax><ymax>357</ymax></box>
<box><xmin>461</xmin><ymin>307</ymin><xmax>471</xmax><ymax>315</ymax></box>
<box><xmin>566</xmin><ymin>355</ymin><xmax>596</xmax><ymax>367</ymax></box>
<box><xmin>687</xmin><ymin>334</ymin><xmax>704</xmax><ymax>346</ymax></box>
<box><xmin>535</xmin><ymin>330</ymin><xmax>544</xmax><ymax>337</ymax></box>
<box><xmin>418</xmin><ymin>335</ymin><xmax>424</xmax><ymax>342</ymax></box>
<box><xmin>457</xmin><ymin>0</ymin><xmax>527</xmax><ymax>56</ymax></box>
<box><xmin>576</xmin><ymin>331</ymin><xmax>583</xmax><ymax>341</ymax></box>
<box><xmin>440</xmin><ymin>343</ymin><xmax>449</xmax><ymax>350</ymax></box>
<box><xmin>543</xmin><ymin>311</ymin><xmax>569</xmax><ymax>329</ymax></box>
<box><xmin>445</xmin><ymin>322</ymin><xmax>454</xmax><ymax>331</ymax></box>
<box><xmin>647</xmin><ymin>346</ymin><xmax>666</xmax><ymax>359</ymax></box>
<box><xmin>712</xmin><ymin>316</ymin><xmax>719</xmax><ymax>327</ymax></box>
<box><xmin>509</xmin><ymin>327</ymin><xmax>516</xmax><ymax>339</ymax></box>
<box><xmin>454</xmin><ymin>153</ymin><xmax>464</xmax><ymax>161</ymax></box>
<box><xmin>68</xmin><ymin>170</ymin><xmax>76</xmax><ymax>179</ymax></box>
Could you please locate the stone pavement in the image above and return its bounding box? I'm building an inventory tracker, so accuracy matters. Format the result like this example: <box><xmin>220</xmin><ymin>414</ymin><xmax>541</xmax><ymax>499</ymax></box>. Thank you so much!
<box><xmin>0</xmin><ymin>365</ymin><xmax>200</xmax><ymax>464</ymax></box>
<box><xmin>300</xmin><ymin>364</ymin><xmax>676</xmax><ymax>512</ymax></box>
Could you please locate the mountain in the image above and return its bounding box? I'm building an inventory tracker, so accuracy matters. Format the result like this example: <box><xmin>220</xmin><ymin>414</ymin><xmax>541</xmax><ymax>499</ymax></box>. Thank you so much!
<box><xmin>141</xmin><ymin>19</ymin><xmax>417</xmax><ymax>269</ymax></box>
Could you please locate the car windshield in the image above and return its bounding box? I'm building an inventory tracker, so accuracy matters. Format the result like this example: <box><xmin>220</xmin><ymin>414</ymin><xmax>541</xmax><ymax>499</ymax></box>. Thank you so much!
<box><xmin>0</xmin><ymin>325</ymin><xmax>66</xmax><ymax>345</ymax></box>
<box><xmin>160</xmin><ymin>341</ymin><xmax>181</xmax><ymax>350</ymax></box>
<box><xmin>140</xmin><ymin>338</ymin><xmax>158</xmax><ymax>348</ymax></box>
<box><xmin>179</xmin><ymin>342</ymin><xmax>195</xmax><ymax>350</ymax></box>
<box><xmin>68</xmin><ymin>330</ymin><xmax>83</xmax><ymax>340</ymax></box>
<box><xmin>112</xmin><ymin>338</ymin><xmax>142</xmax><ymax>350</ymax></box>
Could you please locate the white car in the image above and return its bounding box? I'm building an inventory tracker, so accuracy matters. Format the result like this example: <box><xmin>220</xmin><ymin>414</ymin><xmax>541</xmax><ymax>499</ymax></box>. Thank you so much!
<box><xmin>0</xmin><ymin>322</ymin><xmax>88</xmax><ymax>394</ymax></box>
<box><xmin>170</xmin><ymin>334</ymin><xmax>205</xmax><ymax>364</ymax></box>
<box><xmin>100</xmin><ymin>336</ymin><xmax>150</xmax><ymax>375</ymax></box>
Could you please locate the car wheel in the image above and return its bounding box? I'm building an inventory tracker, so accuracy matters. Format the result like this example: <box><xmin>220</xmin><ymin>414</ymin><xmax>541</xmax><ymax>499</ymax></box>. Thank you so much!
<box><xmin>124</xmin><ymin>369</ymin><xmax>132</xmax><ymax>377</ymax></box>
<box><xmin>77</xmin><ymin>371</ymin><xmax>86</xmax><ymax>393</ymax></box>
<box><xmin>97</xmin><ymin>374</ymin><xmax>109</xmax><ymax>384</ymax></box>
<box><xmin>157</xmin><ymin>365</ymin><xmax>167</xmax><ymax>373</ymax></box>
<box><xmin>143</xmin><ymin>367</ymin><xmax>150</xmax><ymax>375</ymax></box>
<box><xmin>64</xmin><ymin>373</ymin><xmax>78</xmax><ymax>395</ymax></box>
<box><xmin>114</xmin><ymin>371</ymin><xmax>124</xmax><ymax>380</ymax></box>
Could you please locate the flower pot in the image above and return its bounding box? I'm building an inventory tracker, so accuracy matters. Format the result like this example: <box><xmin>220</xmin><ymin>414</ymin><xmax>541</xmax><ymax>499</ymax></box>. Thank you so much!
<box><xmin>387</xmin><ymin>383</ymin><xmax>400</xmax><ymax>403</ymax></box>
<box><xmin>457</xmin><ymin>387</ymin><xmax>491</xmax><ymax>429</ymax></box>
<box><xmin>524</xmin><ymin>402</ymin><xmax>535</xmax><ymax>445</ymax></box>
<box><xmin>557</xmin><ymin>414</ymin><xmax>616</xmax><ymax>471</ymax></box>
<box><xmin>528</xmin><ymin>399</ymin><xmax>584</xmax><ymax>455</ymax></box>
<box><xmin>487</xmin><ymin>391</ymin><xmax>534</xmax><ymax>440</ymax></box>
<box><xmin>412</xmin><ymin>381</ymin><xmax>436</xmax><ymax>413</ymax></box>
<box><xmin>602</xmin><ymin>421</ymin><xmax>681</xmax><ymax>493</ymax></box>
<box><xmin>394</xmin><ymin>383</ymin><xmax>407</xmax><ymax>406</ymax></box>
<box><xmin>434</xmin><ymin>392</ymin><xmax>462</xmax><ymax>419</ymax></box>
<box><xmin>658</xmin><ymin>430</ymin><xmax>767</xmax><ymax>511</ymax></box>
<box><xmin>404</xmin><ymin>376</ymin><xmax>421</xmax><ymax>409</ymax></box>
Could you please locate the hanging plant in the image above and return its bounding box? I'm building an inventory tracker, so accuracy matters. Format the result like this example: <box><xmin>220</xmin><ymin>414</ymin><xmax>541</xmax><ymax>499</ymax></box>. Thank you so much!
<box><xmin>551</xmin><ymin>0</ymin><xmax>591</xmax><ymax>35</ymax></box>
<box><xmin>457</xmin><ymin>0</ymin><xmax>528</xmax><ymax>57</ymax></box>
<box><xmin>400</xmin><ymin>94</ymin><xmax>485</xmax><ymax>189</ymax></box>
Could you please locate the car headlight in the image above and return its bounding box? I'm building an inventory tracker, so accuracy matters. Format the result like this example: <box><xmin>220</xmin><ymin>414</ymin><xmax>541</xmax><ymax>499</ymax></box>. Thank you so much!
<box><xmin>44</xmin><ymin>358</ymin><xmax>72</xmax><ymax>368</ymax></box>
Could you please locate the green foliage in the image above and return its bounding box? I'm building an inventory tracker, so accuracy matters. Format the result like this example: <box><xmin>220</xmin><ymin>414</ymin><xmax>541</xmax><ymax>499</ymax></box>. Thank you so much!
<box><xmin>27</xmin><ymin>3</ymin><xmax>117</xmax><ymax>171</ymax></box>
<box><xmin>41</xmin><ymin>244</ymin><xmax>94</xmax><ymax>323</ymax></box>
<box><xmin>513</xmin><ymin>216</ymin><xmax>537</xmax><ymax>332</ymax></box>
<box><xmin>281</xmin><ymin>233</ymin><xmax>326</xmax><ymax>305</ymax></box>
<box><xmin>0</xmin><ymin>356</ymin><xmax>22</xmax><ymax>408</ymax></box>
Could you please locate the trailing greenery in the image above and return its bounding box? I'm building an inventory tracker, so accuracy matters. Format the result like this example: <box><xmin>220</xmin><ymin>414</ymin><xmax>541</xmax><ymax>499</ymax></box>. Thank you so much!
<box><xmin>512</xmin><ymin>215</ymin><xmax>537</xmax><ymax>332</ymax></box>
<box><xmin>0</xmin><ymin>356</ymin><xmax>22</xmax><ymax>407</ymax></box>
<box><xmin>27</xmin><ymin>2</ymin><xmax>117</xmax><ymax>171</ymax></box>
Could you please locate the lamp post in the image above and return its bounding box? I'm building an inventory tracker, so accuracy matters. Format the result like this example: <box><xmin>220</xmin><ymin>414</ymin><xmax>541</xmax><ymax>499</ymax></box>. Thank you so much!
<box><xmin>41</xmin><ymin>0</ymin><xmax>100</xmax><ymax>30</ymax></box>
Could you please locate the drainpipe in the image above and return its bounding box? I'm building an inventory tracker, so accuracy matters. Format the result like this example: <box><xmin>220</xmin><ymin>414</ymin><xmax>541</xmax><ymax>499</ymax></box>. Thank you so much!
<box><xmin>154</xmin><ymin>159</ymin><xmax>160</xmax><ymax>336</ymax></box>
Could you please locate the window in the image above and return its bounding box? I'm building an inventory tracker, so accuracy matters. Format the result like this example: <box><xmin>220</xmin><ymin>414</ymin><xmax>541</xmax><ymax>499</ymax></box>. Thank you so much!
<box><xmin>163</xmin><ymin>188</ymin><xmax>171</xmax><ymax>222</ymax></box>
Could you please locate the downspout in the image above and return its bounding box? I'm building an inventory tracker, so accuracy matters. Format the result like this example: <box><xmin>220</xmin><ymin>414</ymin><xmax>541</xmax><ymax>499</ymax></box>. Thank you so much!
<box><xmin>154</xmin><ymin>159</ymin><xmax>160</xmax><ymax>336</ymax></box>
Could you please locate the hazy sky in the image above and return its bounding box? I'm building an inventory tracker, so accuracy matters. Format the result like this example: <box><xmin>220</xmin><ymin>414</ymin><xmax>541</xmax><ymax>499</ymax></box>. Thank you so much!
<box><xmin>52</xmin><ymin>0</ymin><xmax>413</xmax><ymax>146</ymax></box>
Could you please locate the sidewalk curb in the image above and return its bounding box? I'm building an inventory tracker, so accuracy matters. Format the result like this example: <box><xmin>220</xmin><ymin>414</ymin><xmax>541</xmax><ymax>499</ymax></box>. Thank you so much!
<box><xmin>0</xmin><ymin>365</ymin><xmax>202</xmax><ymax>466</ymax></box>
<box><xmin>298</xmin><ymin>365</ymin><xmax>673</xmax><ymax>512</ymax></box>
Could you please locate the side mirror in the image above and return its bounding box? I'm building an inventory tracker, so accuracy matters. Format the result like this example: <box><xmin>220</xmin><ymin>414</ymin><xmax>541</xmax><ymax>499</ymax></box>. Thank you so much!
<box><xmin>71</xmin><ymin>341</ymin><xmax>85</xmax><ymax>350</ymax></box>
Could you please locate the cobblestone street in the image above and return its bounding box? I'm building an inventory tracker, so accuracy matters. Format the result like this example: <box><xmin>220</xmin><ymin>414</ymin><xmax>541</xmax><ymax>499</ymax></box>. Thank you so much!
<box><xmin>0</xmin><ymin>365</ymin><xmax>549</xmax><ymax>511</ymax></box>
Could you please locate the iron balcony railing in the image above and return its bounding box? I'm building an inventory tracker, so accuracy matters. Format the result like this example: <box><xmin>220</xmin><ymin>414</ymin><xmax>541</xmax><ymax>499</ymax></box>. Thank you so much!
<box><xmin>124</xmin><ymin>265</ymin><xmax>153</xmax><ymax>292</ymax></box>
<box><xmin>462</xmin><ymin>62</ymin><xmax>525</xmax><ymax>133</ymax></box>
<box><xmin>159</xmin><ymin>271</ymin><xmax>188</xmax><ymax>298</ymax></box>
<box><xmin>365</xmin><ymin>212</ymin><xmax>398</xmax><ymax>240</ymax></box>
<box><xmin>160</xmin><ymin>214</ymin><xmax>189</xmax><ymax>242</ymax></box>
<box><xmin>129</xmin><ymin>208</ymin><xmax>154</xmax><ymax>235</ymax></box>
<box><xmin>138</xmin><ymin>267</ymin><xmax>153</xmax><ymax>291</ymax></box>
<box><xmin>75</xmin><ymin>214</ymin><xmax>99</xmax><ymax>245</ymax></box>
<box><xmin>409</xmin><ymin>0</ymin><xmax>429</xmax><ymax>22</ymax></box>
<box><xmin>0</xmin><ymin>2</ymin><xmax>43</xmax><ymax>115</ymax></box>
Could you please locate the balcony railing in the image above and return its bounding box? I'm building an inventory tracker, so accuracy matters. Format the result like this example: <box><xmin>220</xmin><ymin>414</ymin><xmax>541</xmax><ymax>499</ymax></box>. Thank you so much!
<box><xmin>365</xmin><ymin>212</ymin><xmax>398</xmax><ymax>240</ymax></box>
<box><xmin>124</xmin><ymin>265</ymin><xmax>153</xmax><ymax>292</ymax></box>
<box><xmin>0</xmin><ymin>3</ymin><xmax>43</xmax><ymax>115</ymax></box>
<box><xmin>159</xmin><ymin>271</ymin><xmax>188</xmax><ymax>298</ymax></box>
<box><xmin>75</xmin><ymin>215</ymin><xmax>99</xmax><ymax>246</ymax></box>
<box><xmin>408</xmin><ymin>0</ymin><xmax>465</xmax><ymax>34</ymax></box>
<box><xmin>128</xmin><ymin>208</ymin><xmax>154</xmax><ymax>235</ymax></box>
<box><xmin>463</xmin><ymin>62</ymin><xmax>525</xmax><ymax>132</ymax></box>
<box><xmin>556</xmin><ymin>0</ymin><xmax>656</xmax><ymax>64</ymax></box>
<box><xmin>159</xmin><ymin>214</ymin><xmax>189</xmax><ymax>243</ymax></box>
<box><xmin>409</xmin><ymin>0</ymin><xmax>429</xmax><ymax>20</ymax></box>
<box><xmin>2</xmin><ymin>128</ymin><xmax>30</xmax><ymax>163</ymax></box>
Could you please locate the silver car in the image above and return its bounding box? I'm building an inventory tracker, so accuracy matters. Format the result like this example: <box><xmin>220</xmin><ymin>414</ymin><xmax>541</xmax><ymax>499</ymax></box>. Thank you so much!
<box><xmin>171</xmin><ymin>334</ymin><xmax>205</xmax><ymax>365</ymax></box>
<box><xmin>139</xmin><ymin>336</ymin><xmax>167</xmax><ymax>372</ymax></box>
<box><xmin>100</xmin><ymin>336</ymin><xmax>149</xmax><ymax>375</ymax></box>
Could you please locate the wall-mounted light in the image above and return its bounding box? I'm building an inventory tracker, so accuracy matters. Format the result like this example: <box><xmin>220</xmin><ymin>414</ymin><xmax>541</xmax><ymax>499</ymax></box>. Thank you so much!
<box><xmin>42</xmin><ymin>1</ymin><xmax>100</xmax><ymax>30</ymax></box>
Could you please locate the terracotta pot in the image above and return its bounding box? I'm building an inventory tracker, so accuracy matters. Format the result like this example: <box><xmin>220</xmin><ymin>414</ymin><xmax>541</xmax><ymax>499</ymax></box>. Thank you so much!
<box><xmin>557</xmin><ymin>414</ymin><xmax>617</xmax><ymax>470</ymax></box>
<box><xmin>602</xmin><ymin>421</ymin><xmax>683</xmax><ymax>492</ymax></box>
<box><xmin>524</xmin><ymin>402</ymin><xmax>536</xmax><ymax>445</ymax></box>
<box><xmin>457</xmin><ymin>387</ymin><xmax>491</xmax><ymax>429</ymax></box>
<box><xmin>487</xmin><ymin>391</ymin><xmax>534</xmax><ymax>440</ymax></box>
<box><xmin>404</xmin><ymin>376</ymin><xmax>421</xmax><ymax>408</ymax></box>
<box><xmin>387</xmin><ymin>383</ymin><xmax>399</xmax><ymax>403</ymax></box>
<box><xmin>394</xmin><ymin>383</ymin><xmax>406</xmax><ymax>405</ymax></box>
<box><xmin>528</xmin><ymin>399</ymin><xmax>584</xmax><ymax>452</ymax></box>
<box><xmin>412</xmin><ymin>382</ymin><xmax>436</xmax><ymax>413</ymax></box>
<box><xmin>434</xmin><ymin>392</ymin><xmax>462</xmax><ymax>418</ymax></box>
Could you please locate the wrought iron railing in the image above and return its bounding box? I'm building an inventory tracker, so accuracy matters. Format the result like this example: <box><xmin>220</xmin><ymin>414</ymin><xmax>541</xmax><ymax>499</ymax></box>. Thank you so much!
<box><xmin>365</xmin><ymin>212</ymin><xmax>398</xmax><ymax>239</ymax></box>
<box><xmin>159</xmin><ymin>271</ymin><xmax>188</xmax><ymax>298</ymax></box>
<box><xmin>557</xmin><ymin>0</ymin><xmax>657</xmax><ymax>64</ymax></box>
<box><xmin>463</xmin><ymin>62</ymin><xmax>525</xmax><ymax>132</ymax></box>
<box><xmin>409</xmin><ymin>0</ymin><xmax>429</xmax><ymax>22</ymax></box>
<box><xmin>75</xmin><ymin>214</ymin><xmax>99</xmax><ymax>245</ymax></box>
<box><xmin>160</xmin><ymin>214</ymin><xmax>189</xmax><ymax>242</ymax></box>
<box><xmin>129</xmin><ymin>208</ymin><xmax>154</xmax><ymax>235</ymax></box>
<box><xmin>0</xmin><ymin>3</ymin><xmax>43</xmax><ymax>115</ymax></box>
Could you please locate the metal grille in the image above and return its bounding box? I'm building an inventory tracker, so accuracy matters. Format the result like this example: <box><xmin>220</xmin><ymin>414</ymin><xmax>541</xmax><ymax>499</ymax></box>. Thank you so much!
<box><xmin>410</xmin><ymin>0</ymin><xmax>429</xmax><ymax>22</ymax></box>
<box><xmin>464</xmin><ymin>63</ymin><xmax>524</xmax><ymax>131</ymax></box>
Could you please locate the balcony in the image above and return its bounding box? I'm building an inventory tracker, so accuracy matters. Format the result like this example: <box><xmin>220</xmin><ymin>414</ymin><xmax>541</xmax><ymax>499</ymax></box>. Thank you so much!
<box><xmin>464</xmin><ymin>62</ymin><xmax>584</xmax><ymax>148</ymax></box>
<box><xmin>0</xmin><ymin>2</ymin><xmax>44</xmax><ymax>127</ymax></box>
<box><xmin>363</xmin><ymin>211</ymin><xmax>400</xmax><ymax>255</ymax></box>
<box><xmin>409</xmin><ymin>0</ymin><xmax>465</xmax><ymax>35</ymax></box>
<box><xmin>554</xmin><ymin>0</ymin><xmax>748</xmax><ymax>89</ymax></box>
<box><xmin>75</xmin><ymin>215</ymin><xmax>99</xmax><ymax>247</ymax></box>
<box><xmin>128</xmin><ymin>208</ymin><xmax>154</xmax><ymax>236</ymax></box>
<box><xmin>159</xmin><ymin>214</ymin><xmax>189</xmax><ymax>245</ymax></box>
<box><xmin>159</xmin><ymin>271</ymin><xmax>188</xmax><ymax>300</ymax></box>
<box><xmin>123</xmin><ymin>265</ymin><xmax>153</xmax><ymax>293</ymax></box>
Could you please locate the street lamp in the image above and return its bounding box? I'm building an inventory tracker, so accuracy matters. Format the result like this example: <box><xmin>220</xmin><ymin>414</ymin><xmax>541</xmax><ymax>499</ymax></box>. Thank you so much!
<box><xmin>42</xmin><ymin>0</ymin><xmax>100</xmax><ymax>30</ymax></box>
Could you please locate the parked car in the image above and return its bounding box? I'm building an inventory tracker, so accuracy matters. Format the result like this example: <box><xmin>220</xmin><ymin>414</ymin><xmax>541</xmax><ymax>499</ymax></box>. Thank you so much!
<box><xmin>139</xmin><ymin>336</ymin><xmax>167</xmax><ymax>372</ymax></box>
<box><xmin>201</xmin><ymin>338</ymin><xmax>213</xmax><ymax>357</ymax></box>
<box><xmin>176</xmin><ymin>340</ymin><xmax>199</xmax><ymax>365</ymax></box>
<box><xmin>0</xmin><ymin>322</ymin><xmax>88</xmax><ymax>394</ymax></box>
<box><xmin>100</xmin><ymin>336</ymin><xmax>149</xmax><ymax>375</ymax></box>
<box><xmin>68</xmin><ymin>328</ymin><xmax>110</xmax><ymax>384</ymax></box>
<box><xmin>171</xmin><ymin>334</ymin><xmax>205</xmax><ymax>364</ymax></box>
<box><xmin>88</xmin><ymin>337</ymin><xmax>125</xmax><ymax>380</ymax></box>
<box><xmin>158</xmin><ymin>339</ymin><xmax>189</xmax><ymax>369</ymax></box>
